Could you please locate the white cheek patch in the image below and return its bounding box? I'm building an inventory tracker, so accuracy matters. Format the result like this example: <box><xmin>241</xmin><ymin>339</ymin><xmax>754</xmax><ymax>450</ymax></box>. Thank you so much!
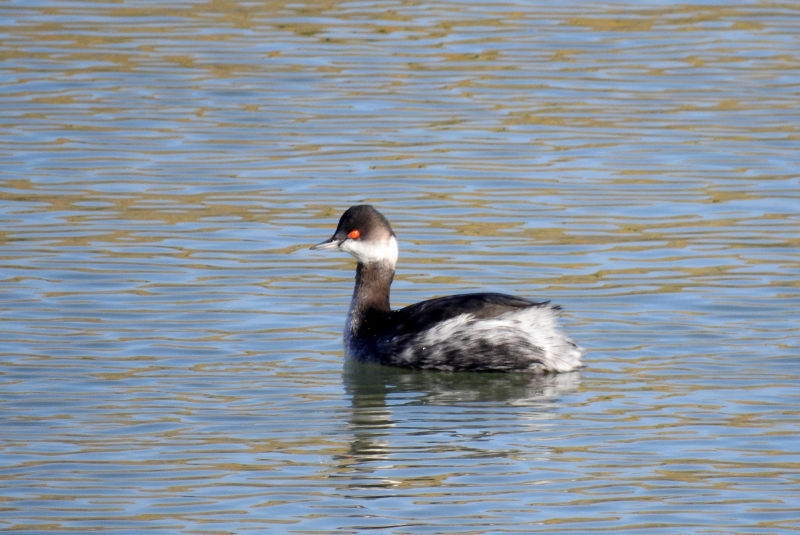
<box><xmin>341</xmin><ymin>235</ymin><xmax>398</xmax><ymax>265</ymax></box>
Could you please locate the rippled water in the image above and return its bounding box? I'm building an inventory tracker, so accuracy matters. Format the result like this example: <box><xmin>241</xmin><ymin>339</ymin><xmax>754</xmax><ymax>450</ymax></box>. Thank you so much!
<box><xmin>2</xmin><ymin>1</ymin><xmax>799</xmax><ymax>533</ymax></box>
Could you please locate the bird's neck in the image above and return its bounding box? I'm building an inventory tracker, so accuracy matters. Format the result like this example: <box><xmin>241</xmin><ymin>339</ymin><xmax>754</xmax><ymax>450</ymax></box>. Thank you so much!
<box><xmin>347</xmin><ymin>261</ymin><xmax>394</xmax><ymax>335</ymax></box>
<box><xmin>352</xmin><ymin>261</ymin><xmax>394</xmax><ymax>313</ymax></box>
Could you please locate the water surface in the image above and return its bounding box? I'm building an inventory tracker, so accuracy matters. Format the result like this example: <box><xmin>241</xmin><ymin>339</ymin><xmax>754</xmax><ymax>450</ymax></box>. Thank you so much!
<box><xmin>1</xmin><ymin>1</ymin><xmax>799</xmax><ymax>533</ymax></box>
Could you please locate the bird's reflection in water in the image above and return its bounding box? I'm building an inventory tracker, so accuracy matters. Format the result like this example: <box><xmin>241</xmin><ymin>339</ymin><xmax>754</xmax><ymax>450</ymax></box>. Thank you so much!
<box><xmin>333</xmin><ymin>361</ymin><xmax>581</xmax><ymax>490</ymax></box>
<box><xmin>343</xmin><ymin>360</ymin><xmax>582</xmax><ymax>407</ymax></box>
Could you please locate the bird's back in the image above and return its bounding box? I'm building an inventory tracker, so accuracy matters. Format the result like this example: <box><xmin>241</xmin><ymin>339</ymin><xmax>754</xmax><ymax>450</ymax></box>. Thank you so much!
<box><xmin>348</xmin><ymin>293</ymin><xmax>583</xmax><ymax>373</ymax></box>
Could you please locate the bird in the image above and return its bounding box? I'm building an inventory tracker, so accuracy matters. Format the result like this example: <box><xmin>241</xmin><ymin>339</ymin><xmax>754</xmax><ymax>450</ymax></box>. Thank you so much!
<box><xmin>311</xmin><ymin>205</ymin><xmax>584</xmax><ymax>373</ymax></box>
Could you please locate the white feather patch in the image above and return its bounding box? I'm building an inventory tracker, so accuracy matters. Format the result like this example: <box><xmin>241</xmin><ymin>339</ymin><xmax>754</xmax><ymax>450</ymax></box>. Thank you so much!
<box><xmin>341</xmin><ymin>235</ymin><xmax>398</xmax><ymax>265</ymax></box>
<box><xmin>395</xmin><ymin>306</ymin><xmax>584</xmax><ymax>373</ymax></box>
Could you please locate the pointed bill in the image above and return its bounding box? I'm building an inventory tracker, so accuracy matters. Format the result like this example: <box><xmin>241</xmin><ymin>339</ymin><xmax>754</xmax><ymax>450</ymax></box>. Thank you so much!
<box><xmin>310</xmin><ymin>236</ymin><xmax>341</xmax><ymax>251</ymax></box>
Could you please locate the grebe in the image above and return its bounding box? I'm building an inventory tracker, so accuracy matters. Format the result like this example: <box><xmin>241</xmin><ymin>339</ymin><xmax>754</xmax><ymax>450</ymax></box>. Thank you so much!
<box><xmin>311</xmin><ymin>205</ymin><xmax>584</xmax><ymax>373</ymax></box>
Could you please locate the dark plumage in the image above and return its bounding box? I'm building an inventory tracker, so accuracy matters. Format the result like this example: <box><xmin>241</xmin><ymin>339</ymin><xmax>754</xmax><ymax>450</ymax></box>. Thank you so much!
<box><xmin>312</xmin><ymin>205</ymin><xmax>584</xmax><ymax>373</ymax></box>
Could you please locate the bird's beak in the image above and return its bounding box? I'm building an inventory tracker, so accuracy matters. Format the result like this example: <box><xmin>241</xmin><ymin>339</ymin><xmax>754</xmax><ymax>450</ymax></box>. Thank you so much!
<box><xmin>310</xmin><ymin>236</ymin><xmax>341</xmax><ymax>251</ymax></box>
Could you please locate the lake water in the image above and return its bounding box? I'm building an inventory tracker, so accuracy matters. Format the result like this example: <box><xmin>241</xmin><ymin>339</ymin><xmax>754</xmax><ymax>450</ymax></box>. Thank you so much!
<box><xmin>1</xmin><ymin>1</ymin><xmax>799</xmax><ymax>533</ymax></box>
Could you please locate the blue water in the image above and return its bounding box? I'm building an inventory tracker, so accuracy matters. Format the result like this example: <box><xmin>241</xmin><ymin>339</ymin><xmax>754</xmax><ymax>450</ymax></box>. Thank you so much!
<box><xmin>1</xmin><ymin>1</ymin><xmax>799</xmax><ymax>533</ymax></box>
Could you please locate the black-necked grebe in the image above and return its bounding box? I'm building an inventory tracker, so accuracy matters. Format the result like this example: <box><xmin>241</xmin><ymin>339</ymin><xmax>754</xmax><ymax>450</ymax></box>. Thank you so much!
<box><xmin>311</xmin><ymin>205</ymin><xmax>584</xmax><ymax>373</ymax></box>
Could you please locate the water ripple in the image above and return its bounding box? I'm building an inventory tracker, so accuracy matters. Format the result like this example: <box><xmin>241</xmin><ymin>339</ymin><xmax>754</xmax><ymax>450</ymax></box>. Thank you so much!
<box><xmin>1</xmin><ymin>1</ymin><xmax>799</xmax><ymax>533</ymax></box>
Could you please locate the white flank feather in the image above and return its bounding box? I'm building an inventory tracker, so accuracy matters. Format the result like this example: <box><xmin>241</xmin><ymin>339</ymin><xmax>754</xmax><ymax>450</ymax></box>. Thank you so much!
<box><xmin>395</xmin><ymin>306</ymin><xmax>584</xmax><ymax>373</ymax></box>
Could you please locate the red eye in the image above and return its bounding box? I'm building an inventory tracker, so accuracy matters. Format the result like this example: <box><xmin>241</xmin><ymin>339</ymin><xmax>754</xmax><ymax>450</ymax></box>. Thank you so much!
<box><xmin>348</xmin><ymin>229</ymin><xmax>360</xmax><ymax>239</ymax></box>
